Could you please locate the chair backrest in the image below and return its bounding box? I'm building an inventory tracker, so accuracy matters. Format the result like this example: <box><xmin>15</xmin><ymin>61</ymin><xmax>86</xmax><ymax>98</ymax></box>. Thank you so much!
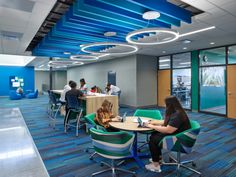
<box><xmin>133</xmin><ymin>109</ymin><xmax>163</xmax><ymax>120</ymax></box>
<box><xmin>162</xmin><ymin>120</ymin><xmax>200</xmax><ymax>154</ymax></box>
<box><xmin>66</xmin><ymin>94</ymin><xmax>80</xmax><ymax>109</ymax></box>
<box><xmin>85</xmin><ymin>113</ymin><xmax>107</xmax><ymax>132</ymax></box>
<box><xmin>84</xmin><ymin>113</ymin><xmax>96</xmax><ymax>126</ymax></box>
<box><xmin>49</xmin><ymin>91</ymin><xmax>59</xmax><ymax>105</ymax></box>
<box><xmin>34</xmin><ymin>89</ymin><xmax>38</xmax><ymax>97</ymax></box>
<box><xmin>90</xmin><ymin>127</ymin><xmax>134</xmax><ymax>159</ymax></box>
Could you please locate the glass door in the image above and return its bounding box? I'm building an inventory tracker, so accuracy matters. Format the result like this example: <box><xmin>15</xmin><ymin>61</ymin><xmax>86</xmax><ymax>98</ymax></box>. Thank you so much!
<box><xmin>172</xmin><ymin>52</ymin><xmax>191</xmax><ymax>109</ymax></box>
<box><xmin>199</xmin><ymin>47</ymin><xmax>226</xmax><ymax>115</ymax></box>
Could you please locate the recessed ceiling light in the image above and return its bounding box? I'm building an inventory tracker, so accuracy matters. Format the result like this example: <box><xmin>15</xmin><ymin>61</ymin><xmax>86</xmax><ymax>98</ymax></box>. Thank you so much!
<box><xmin>210</xmin><ymin>42</ymin><xmax>215</xmax><ymax>45</ymax></box>
<box><xmin>183</xmin><ymin>47</ymin><xmax>187</xmax><ymax>50</ymax></box>
<box><xmin>182</xmin><ymin>39</ymin><xmax>192</xmax><ymax>44</ymax></box>
<box><xmin>63</xmin><ymin>52</ymin><xmax>71</xmax><ymax>55</ymax></box>
<box><xmin>142</xmin><ymin>11</ymin><xmax>160</xmax><ymax>20</ymax></box>
<box><xmin>162</xmin><ymin>51</ymin><xmax>166</xmax><ymax>53</ymax></box>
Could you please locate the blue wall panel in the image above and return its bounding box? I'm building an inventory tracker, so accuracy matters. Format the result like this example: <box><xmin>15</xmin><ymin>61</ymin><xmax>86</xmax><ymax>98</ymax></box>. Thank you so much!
<box><xmin>0</xmin><ymin>66</ymin><xmax>35</xmax><ymax>96</ymax></box>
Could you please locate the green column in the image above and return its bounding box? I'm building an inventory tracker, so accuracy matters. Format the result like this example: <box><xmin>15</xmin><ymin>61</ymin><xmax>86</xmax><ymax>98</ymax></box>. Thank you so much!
<box><xmin>191</xmin><ymin>51</ymin><xmax>199</xmax><ymax>111</ymax></box>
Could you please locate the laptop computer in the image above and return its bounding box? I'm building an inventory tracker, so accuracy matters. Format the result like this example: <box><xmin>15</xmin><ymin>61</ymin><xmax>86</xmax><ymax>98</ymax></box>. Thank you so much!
<box><xmin>121</xmin><ymin>112</ymin><xmax>127</xmax><ymax>122</ymax></box>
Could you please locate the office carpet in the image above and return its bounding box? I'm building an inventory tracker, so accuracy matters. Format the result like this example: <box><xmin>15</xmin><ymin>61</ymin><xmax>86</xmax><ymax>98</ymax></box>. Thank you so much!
<box><xmin>0</xmin><ymin>95</ymin><xmax>236</xmax><ymax>177</ymax></box>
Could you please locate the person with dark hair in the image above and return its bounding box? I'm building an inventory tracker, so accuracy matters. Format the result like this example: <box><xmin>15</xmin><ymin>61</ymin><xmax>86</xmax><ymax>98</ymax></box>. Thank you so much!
<box><xmin>64</xmin><ymin>81</ymin><xmax>84</xmax><ymax>126</ymax></box>
<box><xmin>60</xmin><ymin>80</ymin><xmax>73</xmax><ymax>102</ymax></box>
<box><xmin>90</xmin><ymin>85</ymin><xmax>102</xmax><ymax>93</ymax></box>
<box><xmin>106</xmin><ymin>83</ymin><xmax>121</xmax><ymax>97</ymax></box>
<box><xmin>144</xmin><ymin>96</ymin><xmax>191</xmax><ymax>172</ymax></box>
<box><xmin>79</xmin><ymin>78</ymin><xmax>88</xmax><ymax>92</ymax></box>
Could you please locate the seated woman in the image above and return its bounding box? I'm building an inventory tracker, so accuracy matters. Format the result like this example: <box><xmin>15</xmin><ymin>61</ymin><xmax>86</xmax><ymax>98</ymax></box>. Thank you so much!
<box><xmin>90</xmin><ymin>85</ymin><xmax>102</xmax><ymax>93</ymax></box>
<box><xmin>94</xmin><ymin>99</ymin><xmax>120</xmax><ymax>132</ymax></box>
<box><xmin>144</xmin><ymin>96</ymin><xmax>191</xmax><ymax>172</ymax></box>
<box><xmin>16</xmin><ymin>87</ymin><xmax>24</xmax><ymax>96</ymax></box>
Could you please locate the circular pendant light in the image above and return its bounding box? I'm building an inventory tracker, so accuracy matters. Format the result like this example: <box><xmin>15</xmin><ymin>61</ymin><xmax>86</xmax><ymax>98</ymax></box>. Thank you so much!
<box><xmin>80</xmin><ymin>42</ymin><xmax>138</xmax><ymax>55</ymax></box>
<box><xmin>70</xmin><ymin>55</ymin><xmax>99</xmax><ymax>61</ymax></box>
<box><xmin>126</xmin><ymin>28</ymin><xmax>179</xmax><ymax>45</ymax></box>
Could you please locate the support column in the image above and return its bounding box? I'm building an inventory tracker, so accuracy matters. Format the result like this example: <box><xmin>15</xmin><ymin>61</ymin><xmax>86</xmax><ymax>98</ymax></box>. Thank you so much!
<box><xmin>49</xmin><ymin>57</ymin><xmax>53</xmax><ymax>90</ymax></box>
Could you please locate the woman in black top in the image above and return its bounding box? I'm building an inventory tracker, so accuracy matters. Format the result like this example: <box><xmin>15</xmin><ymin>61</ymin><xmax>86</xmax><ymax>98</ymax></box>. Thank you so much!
<box><xmin>145</xmin><ymin>96</ymin><xmax>191</xmax><ymax>172</ymax></box>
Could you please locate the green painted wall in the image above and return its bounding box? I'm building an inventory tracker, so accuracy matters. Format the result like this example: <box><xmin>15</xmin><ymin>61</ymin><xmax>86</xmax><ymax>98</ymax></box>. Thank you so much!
<box><xmin>191</xmin><ymin>51</ymin><xmax>199</xmax><ymax>111</ymax></box>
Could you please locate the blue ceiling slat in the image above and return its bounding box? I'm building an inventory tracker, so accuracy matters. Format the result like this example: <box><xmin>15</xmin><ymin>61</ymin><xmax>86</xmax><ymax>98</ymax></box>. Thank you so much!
<box><xmin>73</xmin><ymin>0</ymin><xmax>163</xmax><ymax>30</ymax></box>
<box><xmin>96</xmin><ymin>0</ymin><xmax>180</xmax><ymax>27</ymax></box>
<box><xmin>33</xmin><ymin>0</ymin><xmax>192</xmax><ymax>58</ymax></box>
<box><xmin>127</xmin><ymin>0</ymin><xmax>191</xmax><ymax>23</ymax></box>
<box><xmin>84</xmin><ymin>0</ymin><xmax>171</xmax><ymax>28</ymax></box>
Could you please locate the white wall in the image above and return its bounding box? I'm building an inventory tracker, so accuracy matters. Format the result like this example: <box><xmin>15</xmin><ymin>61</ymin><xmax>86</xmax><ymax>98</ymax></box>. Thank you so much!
<box><xmin>35</xmin><ymin>71</ymin><xmax>49</xmax><ymax>93</ymax></box>
<box><xmin>35</xmin><ymin>70</ymin><xmax>67</xmax><ymax>93</ymax></box>
<box><xmin>67</xmin><ymin>55</ymin><xmax>137</xmax><ymax>106</ymax></box>
<box><xmin>53</xmin><ymin>71</ymin><xmax>67</xmax><ymax>90</ymax></box>
<box><xmin>136</xmin><ymin>55</ymin><xmax>158</xmax><ymax>107</ymax></box>
<box><xmin>67</xmin><ymin>54</ymin><xmax>158</xmax><ymax>107</ymax></box>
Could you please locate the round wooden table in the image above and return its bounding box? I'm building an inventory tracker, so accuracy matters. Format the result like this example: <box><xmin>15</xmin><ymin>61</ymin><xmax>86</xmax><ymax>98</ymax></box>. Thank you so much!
<box><xmin>109</xmin><ymin>116</ymin><xmax>154</xmax><ymax>168</ymax></box>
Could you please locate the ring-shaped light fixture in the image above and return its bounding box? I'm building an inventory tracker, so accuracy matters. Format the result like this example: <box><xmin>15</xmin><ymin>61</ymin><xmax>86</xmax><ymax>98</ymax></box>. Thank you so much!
<box><xmin>80</xmin><ymin>42</ymin><xmax>138</xmax><ymax>55</ymax></box>
<box><xmin>70</xmin><ymin>55</ymin><xmax>99</xmax><ymax>61</ymax></box>
<box><xmin>70</xmin><ymin>54</ymin><xmax>110</xmax><ymax>61</ymax></box>
<box><xmin>126</xmin><ymin>28</ymin><xmax>179</xmax><ymax>45</ymax></box>
<box><xmin>48</xmin><ymin>61</ymin><xmax>84</xmax><ymax>67</ymax></box>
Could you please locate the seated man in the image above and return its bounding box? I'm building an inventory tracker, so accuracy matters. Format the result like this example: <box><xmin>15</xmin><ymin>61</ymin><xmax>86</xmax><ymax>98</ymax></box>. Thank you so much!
<box><xmin>60</xmin><ymin>80</ymin><xmax>73</xmax><ymax>102</ymax></box>
<box><xmin>94</xmin><ymin>99</ymin><xmax>120</xmax><ymax>132</ymax></box>
<box><xmin>64</xmin><ymin>81</ymin><xmax>84</xmax><ymax>126</ymax></box>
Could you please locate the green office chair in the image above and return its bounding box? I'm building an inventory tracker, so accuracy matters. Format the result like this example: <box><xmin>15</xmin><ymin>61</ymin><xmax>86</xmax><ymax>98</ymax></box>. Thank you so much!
<box><xmin>133</xmin><ymin>109</ymin><xmax>163</xmax><ymax>151</ymax></box>
<box><xmin>64</xmin><ymin>108</ymin><xmax>84</xmax><ymax>136</ymax></box>
<box><xmin>89</xmin><ymin>127</ymin><xmax>136</xmax><ymax>177</ymax></box>
<box><xmin>84</xmin><ymin>113</ymin><xmax>107</xmax><ymax>160</ymax></box>
<box><xmin>160</xmin><ymin>120</ymin><xmax>201</xmax><ymax>176</ymax></box>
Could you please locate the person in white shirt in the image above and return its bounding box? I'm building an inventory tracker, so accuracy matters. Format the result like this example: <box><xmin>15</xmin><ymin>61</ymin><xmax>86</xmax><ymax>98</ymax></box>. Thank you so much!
<box><xmin>60</xmin><ymin>80</ymin><xmax>73</xmax><ymax>102</ymax></box>
<box><xmin>79</xmin><ymin>78</ymin><xmax>88</xmax><ymax>93</ymax></box>
<box><xmin>106</xmin><ymin>83</ymin><xmax>121</xmax><ymax>98</ymax></box>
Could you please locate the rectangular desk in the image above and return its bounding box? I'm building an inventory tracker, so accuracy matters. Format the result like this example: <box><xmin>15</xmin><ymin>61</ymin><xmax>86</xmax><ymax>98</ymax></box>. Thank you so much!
<box><xmin>51</xmin><ymin>90</ymin><xmax>119</xmax><ymax>116</ymax></box>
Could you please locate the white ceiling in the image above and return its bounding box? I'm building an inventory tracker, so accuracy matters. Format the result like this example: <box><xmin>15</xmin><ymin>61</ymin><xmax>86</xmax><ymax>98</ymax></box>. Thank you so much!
<box><xmin>138</xmin><ymin>0</ymin><xmax>236</xmax><ymax>56</ymax></box>
<box><xmin>0</xmin><ymin>0</ymin><xmax>57</xmax><ymax>55</ymax></box>
<box><xmin>0</xmin><ymin>0</ymin><xmax>236</xmax><ymax>69</ymax></box>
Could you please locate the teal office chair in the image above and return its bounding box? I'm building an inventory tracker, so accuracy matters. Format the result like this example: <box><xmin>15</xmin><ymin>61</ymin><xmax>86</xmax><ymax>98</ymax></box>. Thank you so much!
<box><xmin>84</xmin><ymin>113</ymin><xmax>107</xmax><ymax>160</ymax></box>
<box><xmin>161</xmin><ymin>120</ymin><xmax>201</xmax><ymax>176</ymax></box>
<box><xmin>89</xmin><ymin>127</ymin><xmax>136</xmax><ymax>177</ymax></box>
<box><xmin>133</xmin><ymin>109</ymin><xmax>163</xmax><ymax>151</ymax></box>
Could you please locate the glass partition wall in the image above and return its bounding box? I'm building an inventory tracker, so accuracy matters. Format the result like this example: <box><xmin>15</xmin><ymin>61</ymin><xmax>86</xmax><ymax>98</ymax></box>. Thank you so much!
<box><xmin>172</xmin><ymin>53</ymin><xmax>191</xmax><ymax>109</ymax></box>
<box><xmin>199</xmin><ymin>47</ymin><xmax>226</xmax><ymax>115</ymax></box>
<box><xmin>158</xmin><ymin>53</ymin><xmax>192</xmax><ymax>109</ymax></box>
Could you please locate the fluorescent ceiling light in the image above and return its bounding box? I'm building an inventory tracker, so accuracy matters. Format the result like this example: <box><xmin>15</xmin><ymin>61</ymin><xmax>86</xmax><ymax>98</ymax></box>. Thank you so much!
<box><xmin>179</xmin><ymin>26</ymin><xmax>215</xmax><ymax>37</ymax></box>
<box><xmin>143</xmin><ymin>11</ymin><xmax>160</xmax><ymax>20</ymax></box>
<box><xmin>0</xmin><ymin>54</ymin><xmax>35</xmax><ymax>66</ymax></box>
<box><xmin>39</xmin><ymin>64</ymin><xmax>44</xmax><ymax>68</ymax></box>
<box><xmin>159</xmin><ymin>59</ymin><xmax>170</xmax><ymax>62</ymax></box>
<box><xmin>63</xmin><ymin>52</ymin><xmax>71</xmax><ymax>55</ymax></box>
